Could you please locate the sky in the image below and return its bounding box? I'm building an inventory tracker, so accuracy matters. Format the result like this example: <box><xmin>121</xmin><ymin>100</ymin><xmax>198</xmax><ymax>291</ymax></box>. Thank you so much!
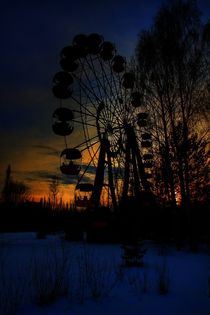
<box><xmin>0</xmin><ymin>0</ymin><xmax>210</xmax><ymax>203</ymax></box>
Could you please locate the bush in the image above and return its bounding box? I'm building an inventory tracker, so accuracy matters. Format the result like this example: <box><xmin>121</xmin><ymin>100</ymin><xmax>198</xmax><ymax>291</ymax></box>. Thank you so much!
<box><xmin>156</xmin><ymin>258</ymin><xmax>170</xmax><ymax>295</ymax></box>
<box><xmin>0</xmin><ymin>248</ymin><xmax>26</xmax><ymax>315</ymax></box>
<box><xmin>74</xmin><ymin>245</ymin><xmax>119</xmax><ymax>302</ymax></box>
<box><xmin>30</xmin><ymin>242</ymin><xmax>70</xmax><ymax>306</ymax></box>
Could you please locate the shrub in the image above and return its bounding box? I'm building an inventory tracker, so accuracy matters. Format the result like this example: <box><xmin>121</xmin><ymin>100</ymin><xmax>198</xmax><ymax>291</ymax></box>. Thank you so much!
<box><xmin>156</xmin><ymin>258</ymin><xmax>170</xmax><ymax>295</ymax></box>
<box><xmin>30</xmin><ymin>242</ymin><xmax>70</xmax><ymax>306</ymax></box>
<box><xmin>127</xmin><ymin>268</ymin><xmax>149</xmax><ymax>297</ymax></box>
<box><xmin>75</xmin><ymin>245</ymin><xmax>119</xmax><ymax>302</ymax></box>
<box><xmin>0</xmin><ymin>249</ymin><xmax>26</xmax><ymax>315</ymax></box>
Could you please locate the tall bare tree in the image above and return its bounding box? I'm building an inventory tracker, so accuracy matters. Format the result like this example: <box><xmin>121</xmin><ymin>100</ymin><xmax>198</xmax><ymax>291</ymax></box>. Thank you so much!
<box><xmin>2</xmin><ymin>164</ymin><xmax>31</xmax><ymax>204</ymax></box>
<box><xmin>48</xmin><ymin>176</ymin><xmax>60</xmax><ymax>209</ymax></box>
<box><xmin>136</xmin><ymin>0</ymin><xmax>209</xmax><ymax>212</ymax></box>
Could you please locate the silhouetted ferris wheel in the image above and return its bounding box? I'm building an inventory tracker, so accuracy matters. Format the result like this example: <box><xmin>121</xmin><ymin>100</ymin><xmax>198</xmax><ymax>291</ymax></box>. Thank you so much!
<box><xmin>52</xmin><ymin>33</ymin><xmax>153</xmax><ymax>211</ymax></box>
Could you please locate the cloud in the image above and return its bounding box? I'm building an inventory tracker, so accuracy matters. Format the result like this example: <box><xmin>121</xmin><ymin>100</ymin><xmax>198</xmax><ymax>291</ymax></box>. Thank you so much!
<box><xmin>32</xmin><ymin>145</ymin><xmax>60</xmax><ymax>157</ymax></box>
<box><xmin>21</xmin><ymin>162</ymin><xmax>97</xmax><ymax>186</ymax></box>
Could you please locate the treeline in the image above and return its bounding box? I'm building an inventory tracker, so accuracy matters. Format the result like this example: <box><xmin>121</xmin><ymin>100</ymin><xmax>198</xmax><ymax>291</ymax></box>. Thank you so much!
<box><xmin>0</xmin><ymin>200</ymin><xmax>72</xmax><ymax>234</ymax></box>
<box><xmin>0</xmin><ymin>198</ymin><xmax>209</xmax><ymax>249</ymax></box>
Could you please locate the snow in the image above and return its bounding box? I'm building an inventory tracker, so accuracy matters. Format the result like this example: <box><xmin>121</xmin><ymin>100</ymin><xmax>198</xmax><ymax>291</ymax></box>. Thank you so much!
<box><xmin>1</xmin><ymin>233</ymin><xmax>210</xmax><ymax>315</ymax></box>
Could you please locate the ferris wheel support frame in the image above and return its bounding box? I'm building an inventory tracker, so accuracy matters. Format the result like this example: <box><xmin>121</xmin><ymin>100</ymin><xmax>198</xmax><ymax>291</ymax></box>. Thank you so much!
<box><xmin>90</xmin><ymin>135</ymin><xmax>118</xmax><ymax>211</ymax></box>
<box><xmin>121</xmin><ymin>124</ymin><xmax>151</xmax><ymax>204</ymax></box>
<box><xmin>90</xmin><ymin>137</ymin><xmax>106</xmax><ymax>209</ymax></box>
<box><xmin>107</xmin><ymin>142</ymin><xmax>118</xmax><ymax>211</ymax></box>
<box><xmin>130</xmin><ymin>126</ymin><xmax>151</xmax><ymax>192</ymax></box>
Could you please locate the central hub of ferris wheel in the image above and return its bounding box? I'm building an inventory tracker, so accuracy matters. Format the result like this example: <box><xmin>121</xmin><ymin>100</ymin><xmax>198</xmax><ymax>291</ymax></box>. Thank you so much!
<box><xmin>96</xmin><ymin>101</ymin><xmax>122</xmax><ymax>157</ymax></box>
<box><xmin>106</xmin><ymin>122</ymin><xmax>113</xmax><ymax>136</ymax></box>
<box><xmin>52</xmin><ymin>33</ymin><xmax>154</xmax><ymax>211</ymax></box>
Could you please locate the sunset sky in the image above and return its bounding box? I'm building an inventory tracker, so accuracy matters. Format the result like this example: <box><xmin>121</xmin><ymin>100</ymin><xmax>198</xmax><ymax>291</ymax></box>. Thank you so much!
<box><xmin>1</xmin><ymin>0</ymin><xmax>210</xmax><ymax>203</ymax></box>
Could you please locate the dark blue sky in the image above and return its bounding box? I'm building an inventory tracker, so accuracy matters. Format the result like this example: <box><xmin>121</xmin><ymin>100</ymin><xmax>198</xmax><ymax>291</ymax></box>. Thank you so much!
<box><xmin>0</xmin><ymin>0</ymin><xmax>209</xmax><ymax>200</ymax></box>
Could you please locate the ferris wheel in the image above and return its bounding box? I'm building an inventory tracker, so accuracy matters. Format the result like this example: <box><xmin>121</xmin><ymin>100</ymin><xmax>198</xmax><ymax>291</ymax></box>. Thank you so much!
<box><xmin>52</xmin><ymin>33</ymin><xmax>153</xmax><ymax>211</ymax></box>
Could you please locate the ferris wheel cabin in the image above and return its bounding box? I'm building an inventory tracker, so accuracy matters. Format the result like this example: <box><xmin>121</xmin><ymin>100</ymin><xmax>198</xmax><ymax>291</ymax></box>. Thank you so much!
<box><xmin>74</xmin><ymin>183</ymin><xmax>94</xmax><ymax>209</ymax></box>
<box><xmin>60</xmin><ymin>148</ymin><xmax>82</xmax><ymax>175</ymax></box>
<box><xmin>52</xmin><ymin>107</ymin><xmax>74</xmax><ymax>136</ymax></box>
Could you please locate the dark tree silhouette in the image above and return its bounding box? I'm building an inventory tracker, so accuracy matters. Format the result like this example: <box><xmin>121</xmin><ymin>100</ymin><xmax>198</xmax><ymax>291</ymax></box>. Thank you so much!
<box><xmin>1</xmin><ymin>164</ymin><xmax>30</xmax><ymax>204</ymax></box>
<box><xmin>48</xmin><ymin>176</ymin><xmax>60</xmax><ymax>210</ymax></box>
<box><xmin>186</xmin><ymin>133</ymin><xmax>209</xmax><ymax>203</ymax></box>
<box><xmin>136</xmin><ymin>0</ymin><xmax>209</xmax><ymax>212</ymax></box>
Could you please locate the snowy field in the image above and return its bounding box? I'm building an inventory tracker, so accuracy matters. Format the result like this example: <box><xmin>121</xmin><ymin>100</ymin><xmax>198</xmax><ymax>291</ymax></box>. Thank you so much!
<box><xmin>1</xmin><ymin>232</ymin><xmax>210</xmax><ymax>315</ymax></box>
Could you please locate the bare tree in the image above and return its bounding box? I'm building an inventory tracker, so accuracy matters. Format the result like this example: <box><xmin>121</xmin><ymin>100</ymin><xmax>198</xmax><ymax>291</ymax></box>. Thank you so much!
<box><xmin>136</xmin><ymin>0</ymin><xmax>210</xmax><ymax>211</ymax></box>
<box><xmin>48</xmin><ymin>176</ymin><xmax>60</xmax><ymax>209</ymax></box>
<box><xmin>1</xmin><ymin>164</ymin><xmax>31</xmax><ymax>204</ymax></box>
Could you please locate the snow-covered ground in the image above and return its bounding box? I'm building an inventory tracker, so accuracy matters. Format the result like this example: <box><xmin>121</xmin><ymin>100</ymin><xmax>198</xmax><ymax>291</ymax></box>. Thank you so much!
<box><xmin>1</xmin><ymin>232</ymin><xmax>210</xmax><ymax>315</ymax></box>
